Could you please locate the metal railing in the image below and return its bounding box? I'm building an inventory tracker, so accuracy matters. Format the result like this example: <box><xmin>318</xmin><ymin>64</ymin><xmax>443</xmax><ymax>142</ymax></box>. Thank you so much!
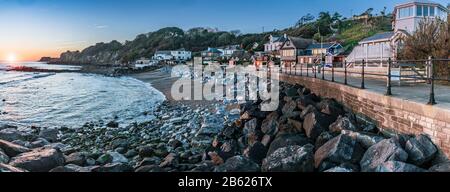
<box><xmin>266</xmin><ymin>57</ymin><xmax>450</xmax><ymax>105</ymax></box>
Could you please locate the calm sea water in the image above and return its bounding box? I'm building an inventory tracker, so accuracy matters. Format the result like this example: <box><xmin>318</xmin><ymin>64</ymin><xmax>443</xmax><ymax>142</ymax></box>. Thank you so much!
<box><xmin>0</xmin><ymin>62</ymin><xmax>165</xmax><ymax>128</ymax></box>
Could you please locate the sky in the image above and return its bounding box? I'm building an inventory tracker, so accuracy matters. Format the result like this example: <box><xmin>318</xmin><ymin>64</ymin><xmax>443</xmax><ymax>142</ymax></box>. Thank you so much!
<box><xmin>0</xmin><ymin>0</ymin><xmax>448</xmax><ymax>61</ymax></box>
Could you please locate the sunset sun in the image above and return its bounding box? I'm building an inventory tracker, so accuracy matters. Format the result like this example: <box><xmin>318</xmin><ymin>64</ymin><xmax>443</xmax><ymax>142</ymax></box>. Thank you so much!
<box><xmin>7</xmin><ymin>53</ymin><xmax>17</xmax><ymax>62</ymax></box>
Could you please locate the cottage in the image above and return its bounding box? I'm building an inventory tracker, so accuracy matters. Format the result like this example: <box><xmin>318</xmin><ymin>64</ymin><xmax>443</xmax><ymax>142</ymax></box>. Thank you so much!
<box><xmin>154</xmin><ymin>51</ymin><xmax>174</xmax><ymax>61</ymax></box>
<box><xmin>228</xmin><ymin>50</ymin><xmax>252</xmax><ymax>66</ymax></box>
<box><xmin>135</xmin><ymin>57</ymin><xmax>151</xmax><ymax>64</ymax></box>
<box><xmin>298</xmin><ymin>43</ymin><xmax>344</xmax><ymax>64</ymax></box>
<box><xmin>346</xmin><ymin>0</ymin><xmax>449</xmax><ymax>64</ymax></box>
<box><xmin>264</xmin><ymin>34</ymin><xmax>288</xmax><ymax>57</ymax></box>
<box><xmin>218</xmin><ymin>45</ymin><xmax>241</xmax><ymax>59</ymax></box>
<box><xmin>170</xmin><ymin>48</ymin><xmax>192</xmax><ymax>61</ymax></box>
<box><xmin>201</xmin><ymin>47</ymin><xmax>223</xmax><ymax>61</ymax></box>
<box><xmin>280</xmin><ymin>36</ymin><xmax>314</xmax><ymax>66</ymax></box>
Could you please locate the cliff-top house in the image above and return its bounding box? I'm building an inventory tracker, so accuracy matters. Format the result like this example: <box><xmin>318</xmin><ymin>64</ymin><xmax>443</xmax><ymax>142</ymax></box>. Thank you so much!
<box><xmin>280</xmin><ymin>36</ymin><xmax>314</xmax><ymax>67</ymax></box>
<box><xmin>346</xmin><ymin>0</ymin><xmax>449</xmax><ymax>65</ymax></box>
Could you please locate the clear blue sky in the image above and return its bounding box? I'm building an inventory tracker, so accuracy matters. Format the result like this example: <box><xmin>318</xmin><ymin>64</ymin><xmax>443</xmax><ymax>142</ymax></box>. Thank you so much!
<box><xmin>0</xmin><ymin>0</ymin><xmax>448</xmax><ymax>60</ymax></box>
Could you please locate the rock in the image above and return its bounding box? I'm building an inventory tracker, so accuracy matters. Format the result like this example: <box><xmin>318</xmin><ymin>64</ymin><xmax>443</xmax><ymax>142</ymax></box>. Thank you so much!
<box><xmin>0</xmin><ymin>139</ymin><xmax>31</xmax><ymax>157</ymax></box>
<box><xmin>124</xmin><ymin>149</ymin><xmax>138</xmax><ymax>158</ymax></box>
<box><xmin>138</xmin><ymin>145</ymin><xmax>154</xmax><ymax>158</ymax></box>
<box><xmin>262</xmin><ymin>144</ymin><xmax>314</xmax><ymax>172</ymax></box>
<box><xmin>31</xmin><ymin>138</ymin><xmax>50</xmax><ymax>148</ymax></box>
<box><xmin>136</xmin><ymin>157</ymin><xmax>161</xmax><ymax>167</ymax></box>
<box><xmin>261</xmin><ymin>112</ymin><xmax>279</xmax><ymax>136</ymax></box>
<box><xmin>159</xmin><ymin>153</ymin><xmax>179</xmax><ymax>168</ymax></box>
<box><xmin>247</xmin><ymin>142</ymin><xmax>268</xmax><ymax>164</ymax></box>
<box><xmin>0</xmin><ymin>163</ymin><xmax>27</xmax><ymax>172</ymax></box>
<box><xmin>50</xmin><ymin>164</ymin><xmax>96</xmax><ymax>172</ymax></box>
<box><xmin>405</xmin><ymin>134</ymin><xmax>437</xmax><ymax>166</ymax></box>
<box><xmin>65</xmin><ymin>152</ymin><xmax>88</xmax><ymax>166</ymax></box>
<box><xmin>114</xmin><ymin>147</ymin><xmax>127</xmax><ymax>154</ymax></box>
<box><xmin>360</xmin><ymin>139</ymin><xmax>409</xmax><ymax>172</ymax></box>
<box><xmin>221</xmin><ymin>125</ymin><xmax>239</xmax><ymax>139</ymax></box>
<box><xmin>315</xmin><ymin>132</ymin><xmax>335</xmax><ymax>149</ymax></box>
<box><xmin>135</xmin><ymin>165</ymin><xmax>166</xmax><ymax>172</ymax></box>
<box><xmin>261</xmin><ymin>135</ymin><xmax>273</xmax><ymax>147</ymax></box>
<box><xmin>429</xmin><ymin>163</ymin><xmax>450</xmax><ymax>172</ymax></box>
<box><xmin>208</xmin><ymin>152</ymin><xmax>224</xmax><ymax>165</ymax></box>
<box><xmin>314</xmin><ymin>134</ymin><xmax>364</xmax><ymax>168</ymax></box>
<box><xmin>288</xmin><ymin>119</ymin><xmax>303</xmax><ymax>133</ymax></box>
<box><xmin>375</xmin><ymin>161</ymin><xmax>426</xmax><ymax>172</ymax></box>
<box><xmin>296</xmin><ymin>95</ymin><xmax>317</xmax><ymax>110</ymax></box>
<box><xmin>38</xmin><ymin>128</ymin><xmax>58</xmax><ymax>143</ymax></box>
<box><xmin>110</xmin><ymin>138</ymin><xmax>129</xmax><ymax>149</ymax></box>
<box><xmin>214</xmin><ymin>156</ymin><xmax>260</xmax><ymax>172</ymax></box>
<box><xmin>108</xmin><ymin>152</ymin><xmax>128</xmax><ymax>164</ymax></box>
<box><xmin>302</xmin><ymin>111</ymin><xmax>334</xmax><ymax>141</ymax></box>
<box><xmin>329</xmin><ymin>116</ymin><xmax>358</xmax><ymax>133</ymax></box>
<box><xmin>0</xmin><ymin>148</ymin><xmax>10</xmax><ymax>164</ymax></box>
<box><xmin>93</xmin><ymin>163</ymin><xmax>133</xmax><ymax>172</ymax></box>
<box><xmin>168</xmin><ymin>139</ymin><xmax>182</xmax><ymax>149</ymax></box>
<box><xmin>196</xmin><ymin>114</ymin><xmax>224</xmax><ymax>136</ymax></box>
<box><xmin>299</xmin><ymin>105</ymin><xmax>318</xmax><ymax>119</ymax></box>
<box><xmin>285</xmin><ymin>87</ymin><xmax>299</xmax><ymax>97</ymax></box>
<box><xmin>282</xmin><ymin>100</ymin><xmax>298</xmax><ymax>117</ymax></box>
<box><xmin>341</xmin><ymin>130</ymin><xmax>385</xmax><ymax>149</ymax></box>
<box><xmin>190</xmin><ymin>161</ymin><xmax>216</xmax><ymax>172</ymax></box>
<box><xmin>0</xmin><ymin>128</ymin><xmax>27</xmax><ymax>142</ymax></box>
<box><xmin>96</xmin><ymin>153</ymin><xmax>113</xmax><ymax>165</ymax></box>
<box><xmin>267</xmin><ymin>133</ymin><xmax>310</xmax><ymax>156</ymax></box>
<box><xmin>324</xmin><ymin>166</ymin><xmax>354</xmax><ymax>172</ymax></box>
<box><xmin>106</xmin><ymin>121</ymin><xmax>119</xmax><ymax>128</ymax></box>
<box><xmin>317</xmin><ymin>99</ymin><xmax>344</xmax><ymax>120</ymax></box>
<box><xmin>9</xmin><ymin>147</ymin><xmax>65</xmax><ymax>172</ymax></box>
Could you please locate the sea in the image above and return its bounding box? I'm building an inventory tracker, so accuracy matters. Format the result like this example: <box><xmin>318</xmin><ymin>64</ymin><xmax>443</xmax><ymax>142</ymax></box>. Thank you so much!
<box><xmin>0</xmin><ymin>61</ymin><xmax>165</xmax><ymax>128</ymax></box>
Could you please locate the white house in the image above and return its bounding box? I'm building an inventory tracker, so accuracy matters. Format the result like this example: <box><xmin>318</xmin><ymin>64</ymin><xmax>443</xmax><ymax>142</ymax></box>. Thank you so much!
<box><xmin>218</xmin><ymin>45</ymin><xmax>241</xmax><ymax>58</ymax></box>
<box><xmin>346</xmin><ymin>0</ymin><xmax>449</xmax><ymax>64</ymax></box>
<box><xmin>264</xmin><ymin>34</ymin><xmax>288</xmax><ymax>54</ymax></box>
<box><xmin>135</xmin><ymin>57</ymin><xmax>151</xmax><ymax>64</ymax></box>
<box><xmin>154</xmin><ymin>48</ymin><xmax>192</xmax><ymax>61</ymax></box>
<box><xmin>170</xmin><ymin>48</ymin><xmax>192</xmax><ymax>61</ymax></box>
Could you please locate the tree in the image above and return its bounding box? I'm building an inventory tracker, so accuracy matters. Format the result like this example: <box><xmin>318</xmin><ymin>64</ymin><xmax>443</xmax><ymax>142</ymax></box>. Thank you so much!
<box><xmin>399</xmin><ymin>19</ymin><xmax>449</xmax><ymax>60</ymax></box>
<box><xmin>295</xmin><ymin>13</ymin><xmax>315</xmax><ymax>28</ymax></box>
<box><xmin>332</xmin><ymin>12</ymin><xmax>342</xmax><ymax>22</ymax></box>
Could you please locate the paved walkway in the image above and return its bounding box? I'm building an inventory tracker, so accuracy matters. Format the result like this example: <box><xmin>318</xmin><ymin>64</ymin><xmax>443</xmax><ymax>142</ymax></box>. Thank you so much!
<box><xmin>275</xmin><ymin>68</ymin><xmax>450</xmax><ymax>110</ymax></box>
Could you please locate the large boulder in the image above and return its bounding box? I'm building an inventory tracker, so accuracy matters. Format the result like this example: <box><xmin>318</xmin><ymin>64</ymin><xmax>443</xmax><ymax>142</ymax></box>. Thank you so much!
<box><xmin>247</xmin><ymin>142</ymin><xmax>268</xmax><ymax>164</ymax></box>
<box><xmin>375</xmin><ymin>161</ymin><xmax>426</xmax><ymax>172</ymax></box>
<box><xmin>0</xmin><ymin>128</ymin><xmax>27</xmax><ymax>142</ymax></box>
<box><xmin>0</xmin><ymin>139</ymin><xmax>30</xmax><ymax>157</ymax></box>
<box><xmin>314</xmin><ymin>134</ymin><xmax>364</xmax><ymax>168</ymax></box>
<box><xmin>267</xmin><ymin>133</ymin><xmax>310</xmax><ymax>156</ymax></box>
<box><xmin>0</xmin><ymin>163</ymin><xmax>27</xmax><ymax>172</ymax></box>
<box><xmin>262</xmin><ymin>144</ymin><xmax>314</xmax><ymax>172</ymax></box>
<box><xmin>0</xmin><ymin>148</ymin><xmax>9</xmax><ymax>164</ymax></box>
<box><xmin>360</xmin><ymin>139</ymin><xmax>409</xmax><ymax>172</ymax></box>
<box><xmin>317</xmin><ymin>99</ymin><xmax>344</xmax><ymax>120</ymax></box>
<box><xmin>9</xmin><ymin>147</ymin><xmax>65</xmax><ymax>172</ymax></box>
<box><xmin>38</xmin><ymin>128</ymin><xmax>58</xmax><ymax>143</ymax></box>
<box><xmin>261</xmin><ymin>112</ymin><xmax>279</xmax><ymax>136</ymax></box>
<box><xmin>282</xmin><ymin>100</ymin><xmax>298</xmax><ymax>117</ymax></box>
<box><xmin>341</xmin><ymin>130</ymin><xmax>385</xmax><ymax>149</ymax></box>
<box><xmin>214</xmin><ymin>156</ymin><xmax>260</xmax><ymax>172</ymax></box>
<box><xmin>405</xmin><ymin>134</ymin><xmax>437</xmax><ymax>166</ymax></box>
<box><xmin>296</xmin><ymin>95</ymin><xmax>317</xmax><ymax>110</ymax></box>
<box><xmin>429</xmin><ymin>163</ymin><xmax>450</xmax><ymax>172</ymax></box>
<box><xmin>329</xmin><ymin>116</ymin><xmax>358</xmax><ymax>133</ymax></box>
<box><xmin>65</xmin><ymin>152</ymin><xmax>89</xmax><ymax>166</ymax></box>
<box><xmin>302</xmin><ymin>111</ymin><xmax>334</xmax><ymax>141</ymax></box>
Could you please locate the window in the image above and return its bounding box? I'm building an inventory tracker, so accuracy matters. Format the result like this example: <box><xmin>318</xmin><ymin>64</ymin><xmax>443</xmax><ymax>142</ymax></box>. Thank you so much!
<box><xmin>430</xmin><ymin>6</ymin><xmax>435</xmax><ymax>16</ymax></box>
<box><xmin>399</xmin><ymin>6</ymin><xmax>413</xmax><ymax>18</ymax></box>
<box><xmin>417</xmin><ymin>5</ymin><xmax>423</xmax><ymax>16</ymax></box>
<box><xmin>423</xmin><ymin>5</ymin><xmax>429</xmax><ymax>16</ymax></box>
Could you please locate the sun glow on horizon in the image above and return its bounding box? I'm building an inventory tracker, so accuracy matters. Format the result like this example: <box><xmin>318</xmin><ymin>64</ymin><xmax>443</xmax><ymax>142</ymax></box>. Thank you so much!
<box><xmin>6</xmin><ymin>53</ymin><xmax>17</xmax><ymax>62</ymax></box>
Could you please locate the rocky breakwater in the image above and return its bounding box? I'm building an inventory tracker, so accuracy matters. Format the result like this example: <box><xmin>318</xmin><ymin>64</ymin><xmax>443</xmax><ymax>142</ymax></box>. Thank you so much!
<box><xmin>197</xmin><ymin>83</ymin><xmax>450</xmax><ymax>172</ymax></box>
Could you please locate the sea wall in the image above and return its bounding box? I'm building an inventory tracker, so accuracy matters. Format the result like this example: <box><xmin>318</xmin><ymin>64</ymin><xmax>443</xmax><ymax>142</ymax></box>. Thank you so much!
<box><xmin>278</xmin><ymin>73</ymin><xmax>450</xmax><ymax>157</ymax></box>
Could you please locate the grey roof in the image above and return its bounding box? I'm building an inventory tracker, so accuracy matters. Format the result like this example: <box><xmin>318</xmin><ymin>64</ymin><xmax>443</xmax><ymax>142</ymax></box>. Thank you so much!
<box><xmin>307</xmin><ymin>43</ymin><xmax>336</xmax><ymax>49</ymax></box>
<box><xmin>288</xmin><ymin>37</ymin><xmax>314</xmax><ymax>49</ymax></box>
<box><xmin>396</xmin><ymin>0</ymin><xmax>448</xmax><ymax>10</ymax></box>
<box><xmin>360</xmin><ymin>32</ymin><xmax>395</xmax><ymax>43</ymax></box>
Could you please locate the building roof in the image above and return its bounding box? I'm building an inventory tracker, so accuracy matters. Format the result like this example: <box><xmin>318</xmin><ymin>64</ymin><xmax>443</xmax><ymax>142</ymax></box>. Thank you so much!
<box><xmin>202</xmin><ymin>47</ymin><xmax>223</xmax><ymax>53</ymax></box>
<box><xmin>360</xmin><ymin>32</ymin><xmax>395</xmax><ymax>43</ymax></box>
<box><xmin>286</xmin><ymin>37</ymin><xmax>314</xmax><ymax>49</ymax></box>
<box><xmin>306</xmin><ymin>43</ymin><xmax>337</xmax><ymax>50</ymax></box>
<box><xmin>395</xmin><ymin>0</ymin><xmax>448</xmax><ymax>10</ymax></box>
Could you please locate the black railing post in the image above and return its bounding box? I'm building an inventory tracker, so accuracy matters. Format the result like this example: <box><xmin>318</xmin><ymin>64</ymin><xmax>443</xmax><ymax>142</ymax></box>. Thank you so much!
<box><xmin>300</xmin><ymin>63</ymin><xmax>303</xmax><ymax>76</ymax></box>
<box><xmin>344</xmin><ymin>60</ymin><xmax>348</xmax><ymax>85</ymax></box>
<box><xmin>306</xmin><ymin>63</ymin><xmax>309</xmax><ymax>77</ymax></box>
<box><xmin>331</xmin><ymin>62</ymin><xmax>335</xmax><ymax>82</ymax></box>
<box><xmin>386</xmin><ymin>58</ymin><xmax>392</xmax><ymax>96</ymax></box>
<box><xmin>428</xmin><ymin>56</ymin><xmax>437</xmax><ymax>105</ymax></box>
<box><xmin>322</xmin><ymin>62</ymin><xmax>325</xmax><ymax>80</ymax></box>
<box><xmin>361</xmin><ymin>59</ymin><xmax>365</xmax><ymax>89</ymax></box>
<box><xmin>314</xmin><ymin>62</ymin><xmax>317</xmax><ymax>78</ymax></box>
